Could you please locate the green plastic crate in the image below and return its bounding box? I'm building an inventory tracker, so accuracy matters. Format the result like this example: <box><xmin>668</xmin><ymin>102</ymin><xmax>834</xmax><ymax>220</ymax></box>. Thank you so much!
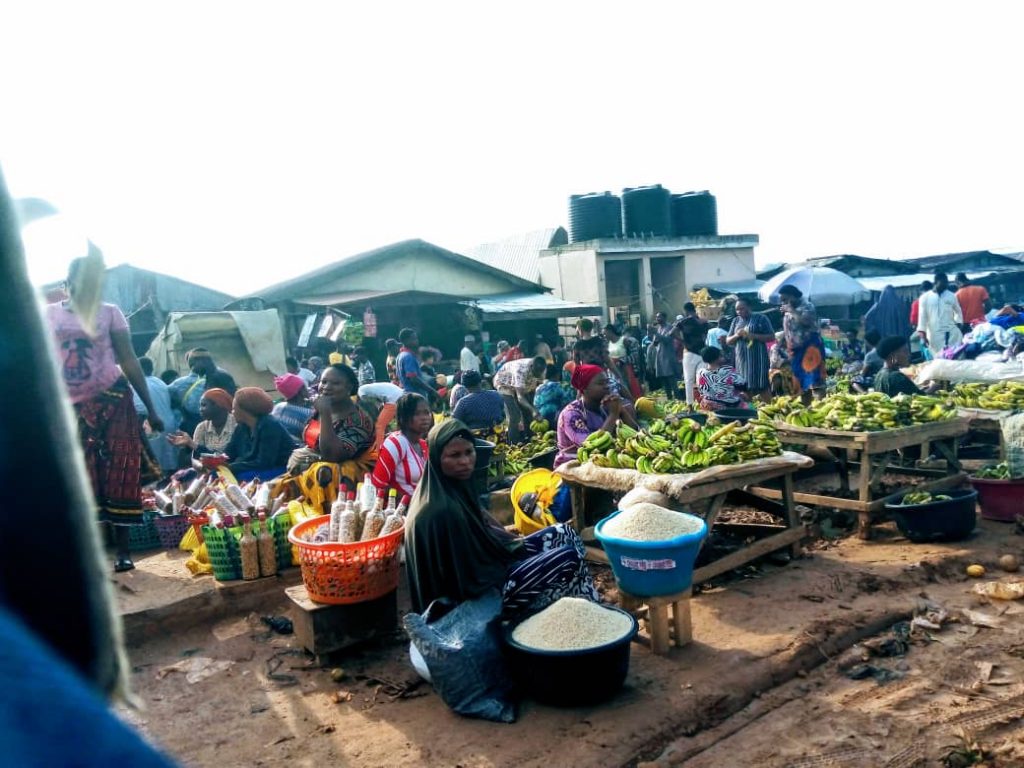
<box><xmin>265</xmin><ymin>514</ymin><xmax>293</xmax><ymax>571</ymax></box>
<box><xmin>202</xmin><ymin>524</ymin><xmax>242</xmax><ymax>581</ymax></box>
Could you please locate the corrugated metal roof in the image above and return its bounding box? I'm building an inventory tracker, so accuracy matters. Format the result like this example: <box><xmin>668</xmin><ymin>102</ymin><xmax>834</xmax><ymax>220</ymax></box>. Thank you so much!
<box><xmin>249</xmin><ymin>239</ymin><xmax>539</xmax><ymax>302</ymax></box>
<box><xmin>461</xmin><ymin>291</ymin><xmax>602</xmax><ymax>320</ymax></box>
<box><xmin>902</xmin><ymin>250</ymin><xmax>1021</xmax><ymax>270</ymax></box>
<box><xmin>463</xmin><ymin>227</ymin><xmax>568</xmax><ymax>282</ymax></box>
<box><xmin>857</xmin><ymin>269</ymin><xmax>1008</xmax><ymax>292</ymax></box>
<box><xmin>693</xmin><ymin>278</ymin><xmax>766</xmax><ymax>295</ymax></box>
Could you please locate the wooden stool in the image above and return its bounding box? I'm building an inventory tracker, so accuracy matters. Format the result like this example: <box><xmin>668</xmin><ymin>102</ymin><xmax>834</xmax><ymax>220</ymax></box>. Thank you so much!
<box><xmin>286</xmin><ymin>584</ymin><xmax>397</xmax><ymax>664</ymax></box>
<box><xmin>619</xmin><ymin>589</ymin><xmax>693</xmax><ymax>656</ymax></box>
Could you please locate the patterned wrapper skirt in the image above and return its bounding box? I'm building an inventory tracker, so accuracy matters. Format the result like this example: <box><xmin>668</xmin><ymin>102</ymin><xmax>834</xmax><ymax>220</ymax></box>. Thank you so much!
<box><xmin>75</xmin><ymin>378</ymin><xmax>159</xmax><ymax>524</ymax></box>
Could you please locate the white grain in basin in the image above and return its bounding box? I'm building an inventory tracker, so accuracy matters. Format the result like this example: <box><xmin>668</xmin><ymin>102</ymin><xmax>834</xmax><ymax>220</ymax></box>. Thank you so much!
<box><xmin>511</xmin><ymin>597</ymin><xmax>632</xmax><ymax>651</ymax></box>
<box><xmin>602</xmin><ymin>502</ymin><xmax>702</xmax><ymax>542</ymax></box>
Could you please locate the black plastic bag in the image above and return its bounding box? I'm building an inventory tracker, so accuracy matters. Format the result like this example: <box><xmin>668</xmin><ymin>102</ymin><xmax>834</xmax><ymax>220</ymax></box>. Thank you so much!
<box><xmin>403</xmin><ymin>589</ymin><xmax>517</xmax><ymax>723</ymax></box>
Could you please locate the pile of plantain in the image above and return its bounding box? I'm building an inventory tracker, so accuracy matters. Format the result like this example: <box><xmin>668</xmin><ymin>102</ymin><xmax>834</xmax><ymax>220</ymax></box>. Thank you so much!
<box><xmin>492</xmin><ymin>419</ymin><xmax>557</xmax><ymax>475</ymax></box>
<box><xmin>576</xmin><ymin>416</ymin><xmax>782</xmax><ymax>474</ymax></box>
<box><xmin>759</xmin><ymin>391</ymin><xmax>956</xmax><ymax>432</ymax></box>
<box><xmin>951</xmin><ymin>381</ymin><xmax>1024</xmax><ymax>410</ymax></box>
<box><xmin>899</xmin><ymin>490</ymin><xmax>952</xmax><ymax>505</ymax></box>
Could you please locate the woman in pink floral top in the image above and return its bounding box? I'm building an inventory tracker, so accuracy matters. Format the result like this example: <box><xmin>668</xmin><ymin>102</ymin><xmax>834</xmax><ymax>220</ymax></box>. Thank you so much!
<box><xmin>696</xmin><ymin>346</ymin><xmax>748</xmax><ymax>411</ymax></box>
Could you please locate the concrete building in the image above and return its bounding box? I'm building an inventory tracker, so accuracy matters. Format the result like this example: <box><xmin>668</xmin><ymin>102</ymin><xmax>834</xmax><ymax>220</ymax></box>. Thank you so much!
<box><xmin>538</xmin><ymin>234</ymin><xmax>759</xmax><ymax>326</ymax></box>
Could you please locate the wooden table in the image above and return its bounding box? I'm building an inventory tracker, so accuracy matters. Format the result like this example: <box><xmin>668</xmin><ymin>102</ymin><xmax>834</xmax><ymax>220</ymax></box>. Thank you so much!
<box><xmin>749</xmin><ymin>418</ymin><xmax>970</xmax><ymax>539</ymax></box>
<box><xmin>559</xmin><ymin>459</ymin><xmax>812</xmax><ymax>586</ymax></box>
<box><xmin>957</xmin><ymin>407</ymin><xmax>1010</xmax><ymax>460</ymax></box>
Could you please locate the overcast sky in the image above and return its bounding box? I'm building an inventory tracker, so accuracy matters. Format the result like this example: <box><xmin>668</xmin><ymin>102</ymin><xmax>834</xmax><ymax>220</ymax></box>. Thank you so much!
<box><xmin>3</xmin><ymin>1</ymin><xmax>1022</xmax><ymax>296</ymax></box>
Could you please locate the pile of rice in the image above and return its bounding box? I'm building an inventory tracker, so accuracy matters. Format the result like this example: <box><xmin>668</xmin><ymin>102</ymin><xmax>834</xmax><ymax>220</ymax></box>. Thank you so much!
<box><xmin>601</xmin><ymin>502</ymin><xmax>702</xmax><ymax>542</ymax></box>
<box><xmin>511</xmin><ymin>597</ymin><xmax>633</xmax><ymax>651</ymax></box>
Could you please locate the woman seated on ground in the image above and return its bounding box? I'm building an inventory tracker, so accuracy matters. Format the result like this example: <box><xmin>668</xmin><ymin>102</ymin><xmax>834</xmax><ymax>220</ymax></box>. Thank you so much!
<box><xmin>222</xmin><ymin>388</ymin><xmax>296</xmax><ymax>481</ymax></box>
<box><xmin>372</xmin><ymin>393</ymin><xmax>432</xmax><ymax>499</ymax></box>
<box><xmin>873</xmin><ymin>336</ymin><xmax>939</xmax><ymax>397</ymax></box>
<box><xmin>272</xmin><ymin>373</ymin><xmax>313</xmax><ymax>442</ymax></box>
<box><xmin>532</xmin><ymin>364</ymin><xmax>573</xmax><ymax>427</ymax></box>
<box><xmin>406</xmin><ymin>419</ymin><xmax>600</xmax><ymax>616</ymax></box>
<box><xmin>554</xmin><ymin>364</ymin><xmax>632</xmax><ymax>468</ymax></box>
<box><xmin>287</xmin><ymin>363</ymin><xmax>376</xmax><ymax>483</ymax></box>
<box><xmin>695</xmin><ymin>346</ymin><xmax>748</xmax><ymax>411</ymax></box>
<box><xmin>167</xmin><ymin>388</ymin><xmax>237</xmax><ymax>468</ymax></box>
<box><xmin>451</xmin><ymin>371</ymin><xmax>505</xmax><ymax>431</ymax></box>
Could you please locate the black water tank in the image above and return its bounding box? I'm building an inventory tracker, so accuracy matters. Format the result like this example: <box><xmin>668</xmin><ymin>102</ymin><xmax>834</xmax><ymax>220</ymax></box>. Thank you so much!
<box><xmin>621</xmin><ymin>184</ymin><xmax>672</xmax><ymax>237</ymax></box>
<box><xmin>568</xmin><ymin>192</ymin><xmax>622</xmax><ymax>243</ymax></box>
<box><xmin>670</xmin><ymin>190</ymin><xmax>718</xmax><ymax>236</ymax></box>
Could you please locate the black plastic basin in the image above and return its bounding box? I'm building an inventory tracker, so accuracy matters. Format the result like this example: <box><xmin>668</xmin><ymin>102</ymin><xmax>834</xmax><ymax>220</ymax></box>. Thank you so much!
<box><xmin>884</xmin><ymin>488</ymin><xmax>977</xmax><ymax>543</ymax></box>
<box><xmin>502</xmin><ymin>605</ymin><xmax>638</xmax><ymax>707</ymax></box>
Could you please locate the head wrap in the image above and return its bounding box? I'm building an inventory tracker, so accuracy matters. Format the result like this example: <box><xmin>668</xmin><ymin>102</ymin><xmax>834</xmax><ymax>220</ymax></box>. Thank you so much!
<box><xmin>186</xmin><ymin>348</ymin><xmax>213</xmax><ymax>364</ymax></box>
<box><xmin>464</xmin><ymin>334</ymin><xmax>475</xmax><ymax>343</ymax></box>
<box><xmin>274</xmin><ymin>373</ymin><xmax>305</xmax><ymax>400</ymax></box>
<box><xmin>571</xmin><ymin>363</ymin><xmax>604</xmax><ymax>393</ymax></box>
<box><xmin>201</xmin><ymin>387</ymin><xmax>234</xmax><ymax>411</ymax></box>
<box><xmin>496</xmin><ymin>340</ymin><xmax>509</xmax><ymax>351</ymax></box>
<box><xmin>233</xmin><ymin>387</ymin><xmax>274</xmax><ymax>417</ymax></box>
<box><xmin>404</xmin><ymin>419</ymin><xmax>520</xmax><ymax>613</ymax></box>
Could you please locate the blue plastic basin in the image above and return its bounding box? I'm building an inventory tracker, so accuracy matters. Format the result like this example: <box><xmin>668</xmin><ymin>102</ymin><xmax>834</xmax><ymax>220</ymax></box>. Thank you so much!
<box><xmin>595</xmin><ymin>509</ymin><xmax>708</xmax><ymax>596</ymax></box>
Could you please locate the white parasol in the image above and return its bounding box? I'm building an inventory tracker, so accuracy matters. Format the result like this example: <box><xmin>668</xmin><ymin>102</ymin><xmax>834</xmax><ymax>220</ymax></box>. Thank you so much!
<box><xmin>759</xmin><ymin>265</ymin><xmax>871</xmax><ymax>306</ymax></box>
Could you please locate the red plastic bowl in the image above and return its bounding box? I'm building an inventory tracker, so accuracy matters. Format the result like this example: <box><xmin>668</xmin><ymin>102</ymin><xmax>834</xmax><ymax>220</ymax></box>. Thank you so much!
<box><xmin>970</xmin><ymin>476</ymin><xmax>1024</xmax><ymax>522</ymax></box>
<box><xmin>200</xmin><ymin>454</ymin><xmax>228</xmax><ymax>470</ymax></box>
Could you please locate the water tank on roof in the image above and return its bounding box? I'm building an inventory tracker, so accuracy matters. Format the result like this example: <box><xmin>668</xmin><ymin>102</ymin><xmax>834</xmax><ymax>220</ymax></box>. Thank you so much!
<box><xmin>568</xmin><ymin>192</ymin><xmax>622</xmax><ymax>243</ymax></box>
<box><xmin>670</xmin><ymin>191</ymin><xmax>718</xmax><ymax>236</ymax></box>
<box><xmin>621</xmin><ymin>185</ymin><xmax>672</xmax><ymax>238</ymax></box>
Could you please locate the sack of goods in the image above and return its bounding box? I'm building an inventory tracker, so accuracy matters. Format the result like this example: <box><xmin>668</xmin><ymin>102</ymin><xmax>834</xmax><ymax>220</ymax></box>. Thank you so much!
<box><xmin>511</xmin><ymin>597</ymin><xmax>634</xmax><ymax>651</ymax></box>
<box><xmin>600</xmin><ymin>502</ymin><xmax>703</xmax><ymax>542</ymax></box>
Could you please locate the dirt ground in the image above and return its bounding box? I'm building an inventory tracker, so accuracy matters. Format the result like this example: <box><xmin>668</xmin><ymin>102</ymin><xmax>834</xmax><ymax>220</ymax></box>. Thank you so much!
<box><xmin>113</xmin><ymin>504</ymin><xmax>1024</xmax><ymax>768</ymax></box>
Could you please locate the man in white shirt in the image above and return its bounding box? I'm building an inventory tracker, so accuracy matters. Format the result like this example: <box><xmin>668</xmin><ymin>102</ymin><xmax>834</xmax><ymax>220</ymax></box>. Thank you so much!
<box><xmin>916</xmin><ymin>271</ymin><xmax>963</xmax><ymax>351</ymax></box>
<box><xmin>287</xmin><ymin>355</ymin><xmax>317</xmax><ymax>386</ymax></box>
<box><xmin>460</xmin><ymin>335</ymin><xmax>481</xmax><ymax>373</ymax></box>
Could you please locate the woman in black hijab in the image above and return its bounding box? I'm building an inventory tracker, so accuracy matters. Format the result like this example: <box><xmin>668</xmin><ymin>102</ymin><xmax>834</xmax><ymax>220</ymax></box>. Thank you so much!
<box><xmin>405</xmin><ymin>419</ymin><xmax>598</xmax><ymax>616</ymax></box>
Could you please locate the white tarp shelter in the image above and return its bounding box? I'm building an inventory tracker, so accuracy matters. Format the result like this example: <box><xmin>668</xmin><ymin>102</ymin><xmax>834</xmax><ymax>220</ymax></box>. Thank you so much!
<box><xmin>146</xmin><ymin>310</ymin><xmax>287</xmax><ymax>391</ymax></box>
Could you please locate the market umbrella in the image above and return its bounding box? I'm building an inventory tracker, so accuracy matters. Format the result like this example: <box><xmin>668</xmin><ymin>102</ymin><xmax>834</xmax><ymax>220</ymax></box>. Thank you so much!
<box><xmin>759</xmin><ymin>266</ymin><xmax>871</xmax><ymax>306</ymax></box>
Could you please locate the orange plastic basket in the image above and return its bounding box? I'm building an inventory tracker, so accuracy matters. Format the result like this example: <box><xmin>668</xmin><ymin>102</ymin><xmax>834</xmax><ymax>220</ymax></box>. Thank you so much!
<box><xmin>288</xmin><ymin>515</ymin><xmax>405</xmax><ymax>605</ymax></box>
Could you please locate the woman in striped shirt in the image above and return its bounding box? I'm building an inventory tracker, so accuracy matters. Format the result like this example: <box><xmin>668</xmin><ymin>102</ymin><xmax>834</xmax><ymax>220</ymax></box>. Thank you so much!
<box><xmin>372</xmin><ymin>393</ymin><xmax>432</xmax><ymax>498</ymax></box>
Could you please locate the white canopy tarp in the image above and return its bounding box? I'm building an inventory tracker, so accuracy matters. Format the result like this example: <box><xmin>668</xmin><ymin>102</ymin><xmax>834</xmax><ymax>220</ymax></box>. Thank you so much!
<box><xmin>146</xmin><ymin>310</ymin><xmax>287</xmax><ymax>391</ymax></box>
<box><xmin>759</xmin><ymin>266</ymin><xmax>870</xmax><ymax>306</ymax></box>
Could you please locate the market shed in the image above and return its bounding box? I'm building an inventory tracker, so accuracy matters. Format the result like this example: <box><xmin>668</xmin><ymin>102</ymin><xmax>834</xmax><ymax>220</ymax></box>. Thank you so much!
<box><xmin>145</xmin><ymin>310</ymin><xmax>287</xmax><ymax>391</ymax></box>
<box><xmin>248</xmin><ymin>239</ymin><xmax>597</xmax><ymax>371</ymax></box>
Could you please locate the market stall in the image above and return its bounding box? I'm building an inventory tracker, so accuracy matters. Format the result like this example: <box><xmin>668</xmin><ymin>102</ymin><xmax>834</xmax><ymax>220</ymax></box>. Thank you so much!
<box><xmin>750</xmin><ymin>419</ymin><xmax>969</xmax><ymax>539</ymax></box>
<box><xmin>556</xmin><ymin>451</ymin><xmax>814</xmax><ymax>585</ymax></box>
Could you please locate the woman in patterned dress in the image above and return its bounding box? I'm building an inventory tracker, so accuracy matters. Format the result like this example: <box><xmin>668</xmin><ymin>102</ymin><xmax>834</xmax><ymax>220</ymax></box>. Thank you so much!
<box><xmin>727</xmin><ymin>299</ymin><xmax>774</xmax><ymax>401</ymax></box>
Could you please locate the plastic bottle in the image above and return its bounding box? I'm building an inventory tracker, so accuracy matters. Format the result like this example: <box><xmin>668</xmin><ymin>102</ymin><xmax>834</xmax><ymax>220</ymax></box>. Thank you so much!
<box><xmin>396</xmin><ymin>494</ymin><xmax>411</xmax><ymax>517</ymax></box>
<box><xmin>338</xmin><ymin>494</ymin><xmax>359</xmax><ymax>543</ymax></box>
<box><xmin>361</xmin><ymin>490</ymin><xmax>387</xmax><ymax>542</ymax></box>
<box><xmin>380</xmin><ymin>491</ymin><xmax>404</xmax><ymax>536</ymax></box>
<box><xmin>329</xmin><ymin>489</ymin><xmax>346</xmax><ymax>542</ymax></box>
<box><xmin>239</xmin><ymin>515</ymin><xmax>260</xmax><ymax>580</ymax></box>
<box><xmin>386</xmin><ymin>489</ymin><xmax>397</xmax><ymax>513</ymax></box>
<box><xmin>256</xmin><ymin>512</ymin><xmax>277</xmax><ymax>577</ymax></box>
<box><xmin>359</xmin><ymin>475</ymin><xmax>376</xmax><ymax>512</ymax></box>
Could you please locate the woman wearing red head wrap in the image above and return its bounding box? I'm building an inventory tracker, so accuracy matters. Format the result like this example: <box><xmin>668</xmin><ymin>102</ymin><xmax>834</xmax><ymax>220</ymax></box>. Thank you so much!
<box><xmin>554</xmin><ymin>364</ymin><xmax>637</xmax><ymax>468</ymax></box>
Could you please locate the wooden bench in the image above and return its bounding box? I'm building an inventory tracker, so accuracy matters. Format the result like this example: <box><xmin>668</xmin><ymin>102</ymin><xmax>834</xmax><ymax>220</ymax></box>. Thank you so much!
<box><xmin>619</xmin><ymin>589</ymin><xmax>692</xmax><ymax>655</ymax></box>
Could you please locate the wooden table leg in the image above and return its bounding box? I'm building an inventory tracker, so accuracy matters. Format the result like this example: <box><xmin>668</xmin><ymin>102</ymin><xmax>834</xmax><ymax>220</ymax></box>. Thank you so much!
<box><xmin>858</xmin><ymin>452</ymin><xmax>875</xmax><ymax>540</ymax></box>
<box><xmin>932</xmin><ymin>439</ymin><xmax>962</xmax><ymax>472</ymax></box>
<box><xmin>837</xmin><ymin>448</ymin><xmax>851</xmax><ymax>494</ymax></box>
<box><xmin>671</xmin><ymin>595</ymin><xmax>692</xmax><ymax>647</ymax></box>
<box><xmin>697</xmin><ymin>493</ymin><xmax>727</xmax><ymax>554</ymax></box>
<box><xmin>649</xmin><ymin>604</ymin><xmax>670</xmax><ymax>655</ymax></box>
<box><xmin>570</xmin><ymin>483</ymin><xmax>585</xmax><ymax>533</ymax></box>
<box><xmin>781</xmin><ymin>472</ymin><xmax>802</xmax><ymax>557</ymax></box>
